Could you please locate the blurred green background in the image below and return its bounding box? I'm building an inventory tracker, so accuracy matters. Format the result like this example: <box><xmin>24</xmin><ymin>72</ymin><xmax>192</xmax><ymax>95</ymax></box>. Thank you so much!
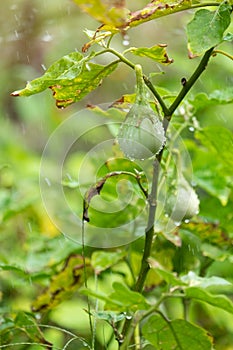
<box><xmin>0</xmin><ymin>1</ymin><xmax>233</xmax><ymax>349</ymax></box>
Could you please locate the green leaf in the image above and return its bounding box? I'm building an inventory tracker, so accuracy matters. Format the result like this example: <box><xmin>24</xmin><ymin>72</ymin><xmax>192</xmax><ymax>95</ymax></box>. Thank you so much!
<box><xmin>105</xmin><ymin>282</ymin><xmax>150</xmax><ymax>311</ymax></box>
<box><xmin>83</xmin><ymin>170</ymin><xmax>147</xmax><ymax>223</ymax></box>
<box><xmin>195</xmin><ymin>126</ymin><xmax>233</xmax><ymax>174</ymax></box>
<box><xmin>11</xmin><ymin>52</ymin><xmax>118</xmax><ymax>108</ymax></box>
<box><xmin>152</xmin><ymin>266</ymin><xmax>187</xmax><ymax>287</ymax></box>
<box><xmin>92</xmin><ymin>310</ymin><xmax>128</xmax><ymax>323</ymax></box>
<box><xmin>185</xmin><ymin>287</ymin><xmax>233</xmax><ymax>314</ymax></box>
<box><xmin>187</xmin><ymin>2</ymin><xmax>231</xmax><ymax>56</ymax></box>
<box><xmin>0</xmin><ymin>263</ymin><xmax>28</xmax><ymax>275</ymax></box>
<box><xmin>82</xmin><ymin>282</ymin><xmax>150</xmax><ymax>312</ymax></box>
<box><xmin>91</xmin><ymin>250</ymin><xmax>127</xmax><ymax>273</ymax></box>
<box><xmin>15</xmin><ymin>311</ymin><xmax>50</xmax><ymax>345</ymax></box>
<box><xmin>189</xmin><ymin>87</ymin><xmax>233</xmax><ymax>111</ymax></box>
<box><xmin>223</xmin><ymin>32</ymin><xmax>233</xmax><ymax>41</ymax></box>
<box><xmin>127</xmin><ymin>45</ymin><xmax>173</xmax><ymax>65</ymax></box>
<box><xmin>188</xmin><ymin>143</ymin><xmax>231</xmax><ymax>205</ymax></box>
<box><xmin>181</xmin><ymin>271</ymin><xmax>232</xmax><ymax>289</ymax></box>
<box><xmin>201</xmin><ymin>242</ymin><xmax>230</xmax><ymax>261</ymax></box>
<box><xmin>142</xmin><ymin>314</ymin><xmax>213</xmax><ymax>349</ymax></box>
<box><xmin>194</xmin><ymin>166</ymin><xmax>231</xmax><ymax>205</ymax></box>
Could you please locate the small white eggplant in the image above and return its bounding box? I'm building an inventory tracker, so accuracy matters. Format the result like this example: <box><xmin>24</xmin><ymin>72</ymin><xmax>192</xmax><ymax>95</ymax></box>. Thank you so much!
<box><xmin>117</xmin><ymin>103</ymin><xmax>165</xmax><ymax>160</ymax></box>
<box><xmin>117</xmin><ymin>65</ymin><xmax>165</xmax><ymax>160</ymax></box>
<box><xmin>165</xmin><ymin>175</ymin><xmax>200</xmax><ymax>222</ymax></box>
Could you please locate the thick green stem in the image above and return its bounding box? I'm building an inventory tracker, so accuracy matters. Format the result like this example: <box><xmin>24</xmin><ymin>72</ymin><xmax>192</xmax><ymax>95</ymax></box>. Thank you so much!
<box><xmin>167</xmin><ymin>47</ymin><xmax>214</xmax><ymax>118</ymax></box>
<box><xmin>134</xmin><ymin>157</ymin><xmax>160</xmax><ymax>292</ymax></box>
<box><xmin>135</xmin><ymin>64</ymin><xmax>147</xmax><ymax>104</ymax></box>
<box><xmin>118</xmin><ymin>47</ymin><xmax>214</xmax><ymax>349</ymax></box>
<box><xmin>102</xmin><ymin>48</ymin><xmax>169</xmax><ymax>114</ymax></box>
<box><xmin>143</xmin><ymin>75</ymin><xmax>170</xmax><ymax>116</ymax></box>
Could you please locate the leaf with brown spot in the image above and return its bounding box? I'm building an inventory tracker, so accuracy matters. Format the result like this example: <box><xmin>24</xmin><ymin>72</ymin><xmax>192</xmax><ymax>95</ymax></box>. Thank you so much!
<box><xmin>127</xmin><ymin>0</ymin><xmax>192</xmax><ymax>28</ymax></box>
<box><xmin>127</xmin><ymin>44</ymin><xmax>173</xmax><ymax>65</ymax></box>
<box><xmin>73</xmin><ymin>0</ymin><xmax>130</xmax><ymax>29</ymax></box>
<box><xmin>11</xmin><ymin>52</ymin><xmax>118</xmax><ymax>108</ymax></box>
<box><xmin>31</xmin><ymin>254</ymin><xmax>93</xmax><ymax>312</ymax></box>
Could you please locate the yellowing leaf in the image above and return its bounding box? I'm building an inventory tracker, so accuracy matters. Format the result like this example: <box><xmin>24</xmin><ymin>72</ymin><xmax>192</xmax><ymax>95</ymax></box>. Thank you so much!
<box><xmin>31</xmin><ymin>254</ymin><xmax>93</xmax><ymax>312</ymax></box>
<box><xmin>12</xmin><ymin>52</ymin><xmax>118</xmax><ymax>108</ymax></box>
<box><xmin>128</xmin><ymin>45</ymin><xmax>173</xmax><ymax>65</ymax></box>
<box><xmin>73</xmin><ymin>0</ymin><xmax>130</xmax><ymax>28</ymax></box>
<box><xmin>128</xmin><ymin>0</ymin><xmax>192</xmax><ymax>28</ymax></box>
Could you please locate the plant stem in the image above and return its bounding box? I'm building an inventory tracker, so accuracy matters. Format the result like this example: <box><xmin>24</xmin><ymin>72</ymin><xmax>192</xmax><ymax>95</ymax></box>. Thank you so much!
<box><xmin>134</xmin><ymin>156</ymin><xmax>161</xmax><ymax>292</ymax></box>
<box><xmin>212</xmin><ymin>49</ymin><xmax>233</xmax><ymax>61</ymax></box>
<box><xmin>105</xmin><ymin>47</ymin><xmax>136</xmax><ymax>69</ymax></box>
<box><xmin>143</xmin><ymin>75</ymin><xmax>170</xmax><ymax>116</ymax></box>
<box><xmin>102</xmin><ymin>48</ymin><xmax>169</xmax><ymax>114</ymax></box>
<box><xmin>119</xmin><ymin>153</ymin><xmax>162</xmax><ymax>349</ymax></box>
<box><xmin>167</xmin><ymin>47</ymin><xmax>214</xmax><ymax>117</ymax></box>
<box><xmin>119</xmin><ymin>47</ymin><xmax>214</xmax><ymax>349</ymax></box>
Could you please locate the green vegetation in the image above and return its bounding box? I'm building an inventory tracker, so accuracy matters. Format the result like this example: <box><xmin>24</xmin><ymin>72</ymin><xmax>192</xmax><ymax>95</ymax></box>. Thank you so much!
<box><xmin>0</xmin><ymin>1</ymin><xmax>233</xmax><ymax>349</ymax></box>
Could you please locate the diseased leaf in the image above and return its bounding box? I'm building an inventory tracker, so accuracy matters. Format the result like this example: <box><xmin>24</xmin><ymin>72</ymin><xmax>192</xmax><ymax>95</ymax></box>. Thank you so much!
<box><xmin>181</xmin><ymin>221</ymin><xmax>231</xmax><ymax>247</ymax></box>
<box><xmin>12</xmin><ymin>52</ymin><xmax>86</xmax><ymax>96</ymax></box>
<box><xmin>75</xmin><ymin>0</ymin><xmax>195</xmax><ymax>34</ymax></box>
<box><xmin>83</xmin><ymin>29</ymin><xmax>115</xmax><ymax>51</ymax></box>
<box><xmin>127</xmin><ymin>0</ymin><xmax>192</xmax><ymax>28</ymax></box>
<box><xmin>52</xmin><ymin>60</ymin><xmax>118</xmax><ymax>108</ymax></box>
<box><xmin>127</xmin><ymin>45</ymin><xmax>173</xmax><ymax>65</ymax></box>
<box><xmin>142</xmin><ymin>314</ymin><xmax>213</xmax><ymax>349</ymax></box>
<box><xmin>185</xmin><ymin>287</ymin><xmax>233</xmax><ymax>314</ymax></box>
<box><xmin>187</xmin><ymin>2</ymin><xmax>232</xmax><ymax>56</ymax></box>
<box><xmin>11</xmin><ymin>52</ymin><xmax>118</xmax><ymax>108</ymax></box>
<box><xmin>111</xmin><ymin>93</ymin><xmax>136</xmax><ymax>109</ymax></box>
<box><xmin>32</xmin><ymin>254</ymin><xmax>93</xmax><ymax>312</ymax></box>
<box><xmin>73</xmin><ymin>0</ymin><xmax>130</xmax><ymax>28</ymax></box>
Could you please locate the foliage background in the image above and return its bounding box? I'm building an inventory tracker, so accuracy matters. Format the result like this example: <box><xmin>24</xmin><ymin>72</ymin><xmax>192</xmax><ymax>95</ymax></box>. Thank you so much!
<box><xmin>0</xmin><ymin>1</ymin><xmax>233</xmax><ymax>349</ymax></box>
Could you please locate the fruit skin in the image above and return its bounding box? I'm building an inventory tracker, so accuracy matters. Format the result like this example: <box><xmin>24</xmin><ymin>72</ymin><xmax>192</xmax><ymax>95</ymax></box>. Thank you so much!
<box><xmin>117</xmin><ymin>64</ymin><xmax>166</xmax><ymax>160</ymax></box>
<box><xmin>117</xmin><ymin>103</ymin><xmax>166</xmax><ymax>160</ymax></box>
<box><xmin>165</xmin><ymin>175</ymin><xmax>200</xmax><ymax>222</ymax></box>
